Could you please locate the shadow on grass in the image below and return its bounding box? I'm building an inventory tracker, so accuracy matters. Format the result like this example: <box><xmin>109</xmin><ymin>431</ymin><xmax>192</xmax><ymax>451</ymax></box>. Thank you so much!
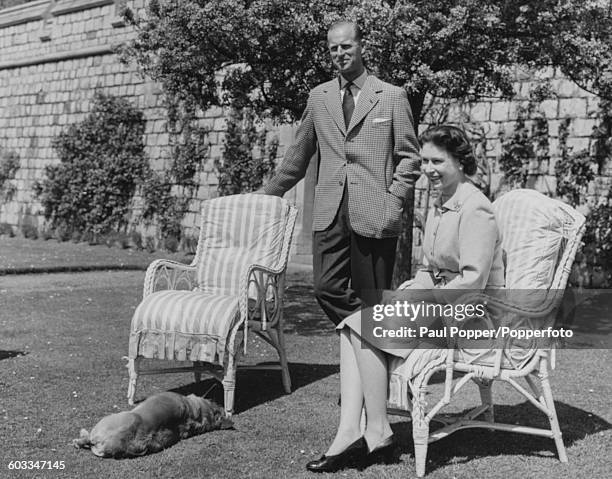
<box><xmin>171</xmin><ymin>362</ymin><xmax>339</xmax><ymax>414</ymax></box>
<box><xmin>283</xmin><ymin>284</ymin><xmax>332</xmax><ymax>336</ymax></box>
<box><xmin>390</xmin><ymin>401</ymin><xmax>611</xmax><ymax>473</ymax></box>
<box><xmin>557</xmin><ymin>289</ymin><xmax>612</xmax><ymax>348</ymax></box>
<box><xmin>0</xmin><ymin>350</ymin><xmax>27</xmax><ymax>360</ymax></box>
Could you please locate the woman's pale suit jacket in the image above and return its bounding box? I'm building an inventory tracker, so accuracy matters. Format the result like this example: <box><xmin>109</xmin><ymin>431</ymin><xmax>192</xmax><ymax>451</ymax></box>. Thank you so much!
<box><xmin>337</xmin><ymin>181</ymin><xmax>505</xmax><ymax>358</ymax></box>
<box><xmin>414</xmin><ymin>181</ymin><xmax>505</xmax><ymax>292</ymax></box>
<box><xmin>263</xmin><ymin>75</ymin><xmax>421</xmax><ymax>239</ymax></box>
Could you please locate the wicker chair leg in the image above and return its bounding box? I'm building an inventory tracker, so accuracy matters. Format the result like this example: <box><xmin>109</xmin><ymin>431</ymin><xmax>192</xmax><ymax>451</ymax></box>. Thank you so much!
<box><xmin>413</xmin><ymin>428</ymin><xmax>429</xmax><ymax>478</ymax></box>
<box><xmin>222</xmin><ymin>380</ymin><xmax>235</xmax><ymax>418</ymax></box>
<box><xmin>412</xmin><ymin>387</ymin><xmax>430</xmax><ymax>477</ymax></box>
<box><xmin>476</xmin><ymin>379</ymin><xmax>494</xmax><ymax>422</ymax></box>
<box><xmin>272</xmin><ymin>326</ymin><xmax>292</xmax><ymax>394</ymax></box>
<box><xmin>540</xmin><ymin>364</ymin><xmax>568</xmax><ymax>462</ymax></box>
<box><xmin>127</xmin><ymin>357</ymin><xmax>139</xmax><ymax>406</ymax></box>
<box><xmin>222</xmin><ymin>355</ymin><xmax>237</xmax><ymax>417</ymax></box>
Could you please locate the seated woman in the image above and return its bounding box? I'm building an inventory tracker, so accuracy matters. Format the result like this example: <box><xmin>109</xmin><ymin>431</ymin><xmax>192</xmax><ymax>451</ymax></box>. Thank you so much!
<box><xmin>306</xmin><ymin>125</ymin><xmax>505</xmax><ymax>473</ymax></box>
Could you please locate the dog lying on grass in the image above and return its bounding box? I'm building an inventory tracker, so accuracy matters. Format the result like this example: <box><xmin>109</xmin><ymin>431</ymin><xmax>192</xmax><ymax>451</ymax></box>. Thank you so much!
<box><xmin>73</xmin><ymin>392</ymin><xmax>233</xmax><ymax>458</ymax></box>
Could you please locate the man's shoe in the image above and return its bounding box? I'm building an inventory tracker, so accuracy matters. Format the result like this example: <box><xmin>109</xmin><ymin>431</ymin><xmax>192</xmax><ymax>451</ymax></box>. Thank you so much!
<box><xmin>306</xmin><ymin>437</ymin><xmax>367</xmax><ymax>473</ymax></box>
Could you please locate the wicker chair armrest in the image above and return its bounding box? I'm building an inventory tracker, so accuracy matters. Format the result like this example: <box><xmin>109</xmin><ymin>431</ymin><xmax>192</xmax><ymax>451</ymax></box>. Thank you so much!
<box><xmin>455</xmin><ymin>290</ymin><xmax>564</xmax><ymax>320</ymax></box>
<box><xmin>143</xmin><ymin>259</ymin><xmax>197</xmax><ymax>297</ymax></box>
<box><xmin>444</xmin><ymin>290</ymin><xmax>564</xmax><ymax>375</ymax></box>
<box><xmin>397</xmin><ymin>279</ymin><xmax>415</xmax><ymax>290</ymax></box>
<box><xmin>243</xmin><ymin>265</ymin><xmax>286</xmax><ymax>331</ymax></box>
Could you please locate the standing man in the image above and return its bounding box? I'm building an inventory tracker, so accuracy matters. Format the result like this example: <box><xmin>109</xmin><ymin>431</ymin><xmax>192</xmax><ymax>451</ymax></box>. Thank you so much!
<box><xmin>263</xmin><ymin>21</ymin><xmax>421</xmax><ymax>325</ymax></box>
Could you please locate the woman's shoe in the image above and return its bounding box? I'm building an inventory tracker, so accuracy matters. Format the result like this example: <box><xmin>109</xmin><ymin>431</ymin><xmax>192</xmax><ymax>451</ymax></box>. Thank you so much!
<box><xmin>365</xmin><ymin>435</ymin><xmax>396</xmax><ymax>465</ymax></box>
<box><xmin>306</xmin><ymin>437</ymin><xmax>368</xmax><ymax>473</ymax></box>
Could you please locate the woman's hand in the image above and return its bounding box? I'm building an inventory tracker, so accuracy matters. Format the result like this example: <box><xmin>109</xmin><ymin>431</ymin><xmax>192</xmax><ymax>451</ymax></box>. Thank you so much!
<box><xmin>382</xmin><ymin>289</ymin><xmax>413</xmax><ymax>304</ymax></box>
<box><xmin>382</xmin><ymin>284</ymin><xmax>434</xmax><ymax>305</ymax></box>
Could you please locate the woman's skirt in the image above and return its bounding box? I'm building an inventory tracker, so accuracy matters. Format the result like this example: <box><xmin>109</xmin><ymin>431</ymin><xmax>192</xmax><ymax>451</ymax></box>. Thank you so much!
<box><xmin>336</xmin><ymin>304</ymin><xmax>446</xmax><ymax>360</ymax></box>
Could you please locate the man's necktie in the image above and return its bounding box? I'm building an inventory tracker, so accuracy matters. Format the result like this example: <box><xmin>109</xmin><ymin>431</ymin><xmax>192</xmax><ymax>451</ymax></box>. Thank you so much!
<box><xmin>343</xmin><ymin>82</ymin><xmax>355</xmax><ymax>128</ymax></box>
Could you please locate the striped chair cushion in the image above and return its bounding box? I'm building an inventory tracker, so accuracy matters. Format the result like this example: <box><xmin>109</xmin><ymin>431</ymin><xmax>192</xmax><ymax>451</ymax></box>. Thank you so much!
<box><xmin>493</xmin><ymin>189</ymin><xmax>569</xmax><ymax>289</ymax></box>
<box><xmin>130</xmin><ymin>194</ymin><xmax>293</xmax><ymax>364</ymax></box>
<box><xmin>130</xmin><ymin>290</ymin><xmax>239</xmax><ymax>363</ymax></box>
<box><xmin>195</xmin><ymin>194</ymin><xmax>289</xmax><ymax>295</ymax></box>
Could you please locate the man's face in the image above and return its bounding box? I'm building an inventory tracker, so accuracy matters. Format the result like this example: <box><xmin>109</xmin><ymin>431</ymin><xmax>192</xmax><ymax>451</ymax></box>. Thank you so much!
<box><xmin>327</xmin><ymin>24</ymin><xmax>364</xmax><ymax>78</ymax></box>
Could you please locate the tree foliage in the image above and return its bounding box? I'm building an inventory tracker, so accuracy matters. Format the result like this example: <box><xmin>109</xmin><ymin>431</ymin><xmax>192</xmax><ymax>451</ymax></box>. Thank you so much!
<box><xmin>124</xmin><ymin>0</ymin><xmax>612</xmax><ymax>124</ymax></box>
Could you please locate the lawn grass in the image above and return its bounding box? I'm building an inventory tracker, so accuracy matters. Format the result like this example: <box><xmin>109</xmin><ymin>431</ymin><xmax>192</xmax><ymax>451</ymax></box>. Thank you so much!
<box><xmin>0</xmin><ymin>236</ymin><xmax>192</xmax><ymax>274</ymax></box>
<box><xmin>0</xmin><ymin>270</ymin><xmax>610</xmax><ymax>479</ymax></box>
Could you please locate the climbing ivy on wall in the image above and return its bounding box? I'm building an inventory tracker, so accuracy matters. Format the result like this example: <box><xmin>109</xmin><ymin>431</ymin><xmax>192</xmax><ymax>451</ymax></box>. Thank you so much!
<box><xmin>0</xmin><ymin>147</ymin><xmax>19</xmax><ymax>203</ymax></box>
<box><xmin>498</xmin><ymin>85</ymin><xmax>552</xmax><ymax>189</ymax></box>
<box><xmin>216</xmin><ymin>105</ymin><xmax>277</xmax><ymax>196</ymax></box>
<box><xmin>139</xmin><ymin>95</ymin><xmax>209</xmax><ymax>249</ymax></box>
<box><xmin>554</xmin><ymin>118</ymin><xmax>595</xmax><ymax>208</ymax></box>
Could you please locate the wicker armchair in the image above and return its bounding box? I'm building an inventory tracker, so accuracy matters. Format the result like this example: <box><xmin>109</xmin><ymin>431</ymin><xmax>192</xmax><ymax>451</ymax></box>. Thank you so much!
<box><xmin>387</xmin><ymin>189</ymin><xmax>586</xmax><ymax>476</ymax></box>
<box><xmin>127</xmin><ymin>194</ymin><xmax>298</xmax><ymax>416</ymax></box>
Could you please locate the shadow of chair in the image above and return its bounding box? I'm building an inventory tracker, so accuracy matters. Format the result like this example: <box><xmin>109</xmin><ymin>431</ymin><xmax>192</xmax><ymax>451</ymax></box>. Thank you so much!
<box><xmin>126</xmin><ymin>194</ymin><xmax>298</xmax><ymax>416</ymax></box>
<box><xmin>387</xmin><ymin>189</ymin><xmax>586</xmax><ymax>476</ymax></box>
<box><xmin>170</xmin><ymin>361</ymin><xmax>340</xmax><ymax>414</ymax></box>
<box><xmin>392</xmin><ymin>401</ymin><xmax>611</xmax><ymax>474</ymax></box>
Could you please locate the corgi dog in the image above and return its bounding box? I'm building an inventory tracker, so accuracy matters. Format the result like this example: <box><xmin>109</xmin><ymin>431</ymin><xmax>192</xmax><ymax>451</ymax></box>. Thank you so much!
<box><xmin>74</xmin><ymin>392</ymin><xmax>232</xmax><ymax>458</ymax></box>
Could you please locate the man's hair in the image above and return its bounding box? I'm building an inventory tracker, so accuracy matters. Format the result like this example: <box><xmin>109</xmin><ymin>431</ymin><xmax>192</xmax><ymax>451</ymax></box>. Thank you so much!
<box><xmin>327</xmin><ymin>21</ymin><xmax>363</xmax><ymax>42</ymax></box>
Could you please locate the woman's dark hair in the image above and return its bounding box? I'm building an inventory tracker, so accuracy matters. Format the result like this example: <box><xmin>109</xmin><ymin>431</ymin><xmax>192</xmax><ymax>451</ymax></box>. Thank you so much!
<box><xmin>419</xmin><ymin>125</ymin><xmax>477</xmax><ymax>175</ymax></box>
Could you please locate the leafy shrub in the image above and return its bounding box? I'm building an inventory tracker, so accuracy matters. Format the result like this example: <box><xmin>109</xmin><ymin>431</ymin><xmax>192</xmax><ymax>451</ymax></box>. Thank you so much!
<box><xmin>102</xmin><ymin>231</ymin><xmax>130</xmax><ymax>249</ymax></box>
<box><xmin>129</xmin><ymin>230</ymin><xmax>143</xmax><ymax>249</ymax></box>
<box><xmin>21</xmin><ymin>223</ymin><xmax>38</xmax><ymax>240</ymax></box>
<box><xmin>0</xmin><ymin>148</ymin><xmax>19</xmax><ymax>203</ymax></box>
<box><xmin>35</xmin><ymin>92</ymin><xmax>149</xmax><ymax>237</ymax></box>
<box><xmin>140</xmin><ymin>171</ymin><xmax>189</xmax><ymax>244</ymax></box>
<box><xmin>40</xmin><ymin>227</ymin><xmax>54</xmax><ymax>241</ymax></box>
<box><xmin>0</xmin><ymin>222</ymin><xmax>14</xmax><ymax>237</ymax></box>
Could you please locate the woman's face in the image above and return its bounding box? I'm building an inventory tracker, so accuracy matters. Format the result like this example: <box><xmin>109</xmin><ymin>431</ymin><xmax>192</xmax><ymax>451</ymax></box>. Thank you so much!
<box><xmin>420</xmin><ymin>142</ymin><xmax>464</xmax><ymax>196</ymax></box>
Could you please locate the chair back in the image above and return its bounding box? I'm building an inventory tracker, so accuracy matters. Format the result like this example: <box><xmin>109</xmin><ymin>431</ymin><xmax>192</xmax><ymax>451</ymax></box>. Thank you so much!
<box><xmin>493</xmin><ymin>189</ymin><xmax>585</xmax><ymax>291</ymax></box>
<box><xmin>194</xmin><ymin>194</ymin><xmax>297</xmax><ymax>295</ymax></box>
<box><xmin>458</xmin><ymin>190</ymin><xmax>587</xmax><ymax>371</ymax></box>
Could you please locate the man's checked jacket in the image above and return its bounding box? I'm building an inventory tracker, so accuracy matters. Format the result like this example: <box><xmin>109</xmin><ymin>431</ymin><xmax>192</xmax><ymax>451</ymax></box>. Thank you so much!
<box><xmin>264</xmin><ymin>74</ymin><xmax>421</xmax><ymax>239</ymax></box>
